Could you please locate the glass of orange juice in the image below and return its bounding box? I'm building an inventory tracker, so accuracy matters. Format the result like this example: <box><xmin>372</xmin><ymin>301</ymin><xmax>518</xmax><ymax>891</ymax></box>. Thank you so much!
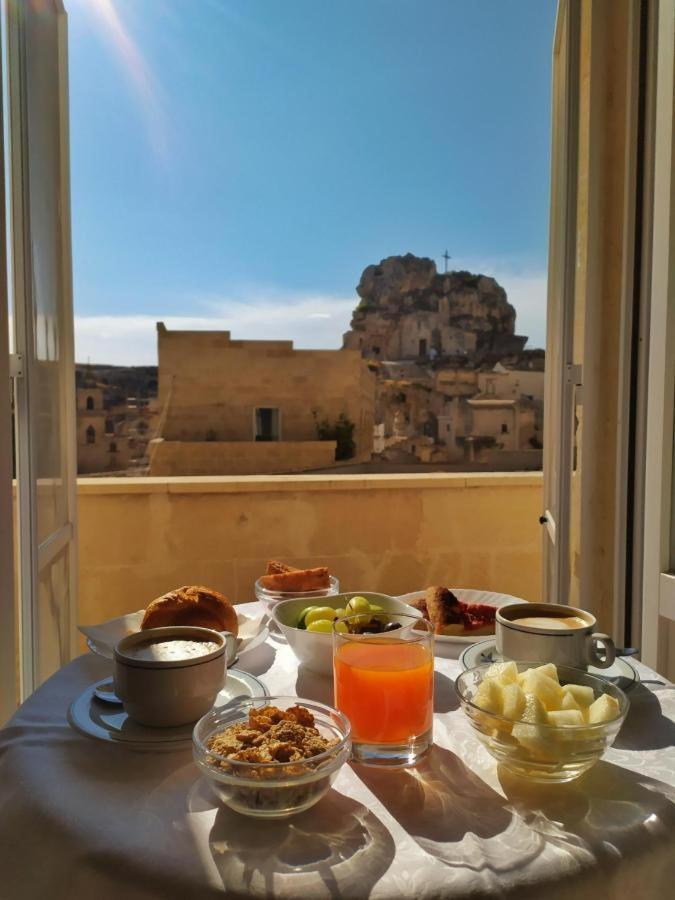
<box><xmin>333</xmin><ymin>614</ymin><xmax>434</xmax><ymax>767</ymax></box>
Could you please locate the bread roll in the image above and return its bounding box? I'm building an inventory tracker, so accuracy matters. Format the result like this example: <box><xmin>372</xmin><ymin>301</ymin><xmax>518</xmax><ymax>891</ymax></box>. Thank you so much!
<box><xmin>141</xmin><ymin>585</ymin><xmax>238</xmax><ymax>635</ymax></box>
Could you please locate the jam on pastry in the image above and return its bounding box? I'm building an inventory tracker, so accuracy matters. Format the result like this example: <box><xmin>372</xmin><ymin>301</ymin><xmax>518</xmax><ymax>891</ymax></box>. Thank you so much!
<box><xmin>412</xmin><ymin>587</ymin><xmax>496</xmax><ymax>636</ymax></box>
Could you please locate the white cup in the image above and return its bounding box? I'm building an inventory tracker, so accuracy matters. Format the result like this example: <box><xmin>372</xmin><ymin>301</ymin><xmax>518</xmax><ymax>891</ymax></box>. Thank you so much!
<box><xmin>496</xmin><ymin>603</ymin><xmax>616</xmax><ymax>670</ymax></box>
<box><xmin>114</xmin><ymin>626</ymin><xmax>236</xmax><ymax>727</ymax></box>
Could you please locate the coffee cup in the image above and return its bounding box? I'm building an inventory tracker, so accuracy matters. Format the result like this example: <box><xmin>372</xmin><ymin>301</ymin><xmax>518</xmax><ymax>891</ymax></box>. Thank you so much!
<box><xmin>114</xmin><ymin>626</ymin><xmax>236</xmax><ymax>727</ymax></box>
<box><xmin>496</xmin><ymin>603</ymin><xmax>616</xmax><ymax>669</ymax></box>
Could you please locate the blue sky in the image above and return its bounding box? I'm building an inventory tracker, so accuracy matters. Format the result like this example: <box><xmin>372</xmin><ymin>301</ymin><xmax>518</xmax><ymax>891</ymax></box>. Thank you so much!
<box><xmin>67</xmin><ymin>0</ymin><xmax>557</xmax><ymax>365</ymax></box>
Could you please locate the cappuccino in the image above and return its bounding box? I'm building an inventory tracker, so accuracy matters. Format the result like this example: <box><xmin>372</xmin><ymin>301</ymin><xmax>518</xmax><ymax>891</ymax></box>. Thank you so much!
<box><xmin>511</xmin><ymin>615</ymin><xmax>587</xmax><ymax>631</ymax></box>
<box><xmin>123</xmin><ymin>638</ymin><xmax>219</xmax><ymax>663</ymax></box>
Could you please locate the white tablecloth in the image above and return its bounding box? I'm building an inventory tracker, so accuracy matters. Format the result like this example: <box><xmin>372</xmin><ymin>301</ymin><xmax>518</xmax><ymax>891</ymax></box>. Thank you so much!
<box><xmin>1</xmin><ymin>605</ymin><xmax>675</xmax><ymax>900</ymax></box>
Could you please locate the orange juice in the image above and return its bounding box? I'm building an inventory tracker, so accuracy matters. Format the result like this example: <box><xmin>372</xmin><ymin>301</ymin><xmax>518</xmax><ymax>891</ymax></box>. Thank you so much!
<box><xmin>334</xmin><ymin>639</ymin><xmax>433</xmax><ymax>744</ymax></box>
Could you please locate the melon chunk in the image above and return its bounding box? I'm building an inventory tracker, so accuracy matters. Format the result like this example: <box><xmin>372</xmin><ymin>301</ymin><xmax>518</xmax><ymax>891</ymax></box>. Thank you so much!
<box><xmin>547</xmin><ymin>709</ymin><xmax>584</xmax><ymax>727</ymax></box>
<box><xmin>587</xmin><ymin>693</ymin><xmax>620</xmax><ymax>724</ymax></box>
<box><xmin>501</xmin><ymin>682</ymin><xmax>526</xmax><ymax>720</ymax></box>
<box><xmin>561</xmin><ymin>683</ymin><xmax>595</xmax><ymax>708</ymax></box>
<box><xmin>484</xmin><ymin>660</ymin><xmax>519</xmax><ymax>687</ymax></box>
<box><xmin>517</xmin><ymin>692</ymin><xmax>547</xmax><ymax>725</ymax></box>
<box><xmin>520</xmin><ymin>670</ymin><xmax>564</xmax><ymax>710</ymax></box>
<box><xmin>474</xmin><ymin>678</ymin><xmax>503</xmax><ymax>715</ymax></box>
<box><xmin>512</xmin><ymin>693</ymin><xmax>551</xmax><ymax>756</ymax></box>
<box><xmin>532</xmin><ymin>663</ymin><xmax>560</xmax><ymax>683</ymax></box>
<box><xmin>561</xmin><ymin>691</ymin><xmax>582</xmax><ymax>711</ymax></box>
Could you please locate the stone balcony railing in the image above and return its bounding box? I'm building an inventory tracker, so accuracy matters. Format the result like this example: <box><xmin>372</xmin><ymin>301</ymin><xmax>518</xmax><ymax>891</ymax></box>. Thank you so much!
<box><xmin>77</xmin><ymin>472</ymin><xmax>543</xmax><ymax>626</ymax></box>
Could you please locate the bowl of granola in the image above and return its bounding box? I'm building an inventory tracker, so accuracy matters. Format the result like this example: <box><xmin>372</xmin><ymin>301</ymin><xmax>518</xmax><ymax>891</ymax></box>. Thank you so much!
<box><xmin>192</xmin><ymin>697</ymin><xmax>351</xmax><ymax>818</ymax></box>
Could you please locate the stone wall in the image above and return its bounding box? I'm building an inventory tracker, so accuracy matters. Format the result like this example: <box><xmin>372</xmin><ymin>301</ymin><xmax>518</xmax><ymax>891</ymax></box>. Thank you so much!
<box><xmin>148</xmin><ymin>439</ymin><xmax>338</xmax><ymax>476</ymax></box>
<box><xmin>157</xmin><ymin>326</ymin><xmax>375</xmax><ymax>467</ymax></box>
<box><xmin>76</xmin><ymin>472</ymin><xmax>543</xmax><ymax>629</ymax></box>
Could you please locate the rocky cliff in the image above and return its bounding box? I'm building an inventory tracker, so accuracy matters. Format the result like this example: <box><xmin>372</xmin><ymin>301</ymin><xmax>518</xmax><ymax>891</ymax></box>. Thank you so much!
<box><xmin>343</xmin><ymin>254</ymin><xmax>526</xmax><ymax>361</ymax></box>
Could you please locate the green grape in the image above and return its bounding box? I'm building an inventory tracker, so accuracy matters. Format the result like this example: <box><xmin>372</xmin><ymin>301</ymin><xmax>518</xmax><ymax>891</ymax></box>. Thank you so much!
<box><xmin>346</xmin><ymin>596</ymin><xmax>370</xmax><ymax>614</ymax></box>
<box><xmin>334</xmin><ymin>620</ymin><xmax>349</xmax><ymax>634</ymax></box>
<box><xmin>304</xmin><ymin>607</ymin><xmax>338</xmax><ymax>626</ymax></box>
<box><xmin>297</xmin><ymin>606</ymin><xmax>318</xmax><ymax>629</ymax></box>
<box><xmin>306</xmin><ymin>619</ymin><xmax>335</xmax><ymax>633</ymax></box>
<box><xmin>334</xmin><ymin>608</ymin><xmax>347</xmax><ymax>619</ymax></box>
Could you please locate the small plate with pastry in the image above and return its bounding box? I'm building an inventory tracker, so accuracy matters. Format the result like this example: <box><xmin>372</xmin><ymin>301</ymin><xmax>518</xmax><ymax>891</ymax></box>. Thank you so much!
<box><xmin>255</xmin><ymin>560</ymin><xmax>340</xmax><ymax>612</ymax></box>
<box><xmin>79</xmin><ymin>585</ymin><xmax>269</xmax><ymax>662</ymax></box>
<box><xmin>397</xmin><ymin>586</ymin><xmax>523</xmax><ymax>658</ymax></box>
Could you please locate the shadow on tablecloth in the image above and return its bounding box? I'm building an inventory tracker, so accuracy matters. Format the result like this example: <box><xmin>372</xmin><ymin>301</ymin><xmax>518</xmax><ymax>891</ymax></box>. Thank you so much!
<box><xmin>205</xmin><ymin>788</ymin><xmax>395</xmax><ymax>899</ymax></box>
<box><xmin>355</xmin><ymin>744</ymin><xmax>543</xmax><ymax>878</ymax></box>
<box><xmin>499</xmin><ymin>759</ymin><xmax>675</xmax><ymax>893</ymax></box>
<box><xmin>611</xmin><ymin>684</ymin><xmax>675</xmax><ymax>751</ymax></box>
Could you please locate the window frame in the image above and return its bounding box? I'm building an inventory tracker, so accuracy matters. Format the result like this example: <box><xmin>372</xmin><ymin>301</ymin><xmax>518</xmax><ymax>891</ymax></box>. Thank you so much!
<box><xmin>253</xmin><ymin>406</ymin><xmax>281</xmax><ymax>442</ymax></box>
<box><xmin>641</xmin><ymin>0</ymin><xmax>675</xmax><ymax>671</ymax></box>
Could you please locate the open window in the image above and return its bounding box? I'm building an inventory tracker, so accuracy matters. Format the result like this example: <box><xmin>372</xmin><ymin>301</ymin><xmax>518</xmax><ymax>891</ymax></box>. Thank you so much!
<box><xmin>541</xmin><ymin>0</ymin><xmax>579</xmax><ymax>606</ymax></box>
<box><xmin>1</xmin><ymin>0</ymin><xmax>78</xmax><ymax>710</ymax></box>
<box><xmin>254</xmin><ymin>407</ymin><xmax>280</xmax><ymax>442</ymax></box>
<box><xmin>641</xmin><ymin>0</ymin><xmax>675</xmax><ymax>674</ymax></box>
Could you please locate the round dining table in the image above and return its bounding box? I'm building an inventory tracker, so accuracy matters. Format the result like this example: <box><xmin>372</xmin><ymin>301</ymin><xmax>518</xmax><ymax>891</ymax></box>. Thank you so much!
<box><xmin>1</xmin><ymin>602</ymin><xmax>674</xmax><ymax>900</ymax></box>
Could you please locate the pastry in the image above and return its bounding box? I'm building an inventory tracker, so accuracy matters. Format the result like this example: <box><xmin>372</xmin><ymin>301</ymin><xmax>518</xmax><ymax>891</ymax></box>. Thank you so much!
<box><xmin>141</xmin><ymin>585</ymin><xmax>239</xmax><ymax>635</ymax></box>
<box><xmin>265</xmin><ymin>560</ymin><xmax>295</xmax><ymax>576</ymax></box>
<box><xmin>412</xmin><ymin>587</ymin><xmax>496</xmax><ymax>636</ymax></box>
<box><xmin>259</xmin><ymin>562</ymin><xmax>331</xmax><ymax>593</ymax></box>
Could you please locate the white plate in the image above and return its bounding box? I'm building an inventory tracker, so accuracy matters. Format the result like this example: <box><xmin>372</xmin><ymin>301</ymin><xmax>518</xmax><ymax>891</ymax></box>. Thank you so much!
<box><xmin>68</xmin><ymin>669</ymin><xmax>269</xmax><ymax>750</ymax></box>
<box><xmin>460</xmin><ymin>639</ymin><xmax>641</xmax><ymax>691</ymax></box>
<box><xmin>396</xmin><ymin>589</ymin><xmax>523</xmax><ymax>657</ymax></box>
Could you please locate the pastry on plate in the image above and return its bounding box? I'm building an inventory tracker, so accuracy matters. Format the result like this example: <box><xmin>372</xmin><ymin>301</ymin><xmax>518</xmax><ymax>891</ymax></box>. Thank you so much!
<box><xmin>260</xmin><ymin>561</ymin><xmax>331</xmax><ymax>593</ymax></box>
<box><xmin>141</xmin><ymin>585</ymin><xmax>239</xmax><ymax>635</ymax></box>
<box><xmin>412</xmin><ymin>587</ymin><xmax>496</xmax><ymax>637</ymax></box>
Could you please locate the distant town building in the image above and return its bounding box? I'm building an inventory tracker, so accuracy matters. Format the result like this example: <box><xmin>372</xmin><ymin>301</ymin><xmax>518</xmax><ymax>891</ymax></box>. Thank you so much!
<box><xmin>75</xmin><ymin>377</ymin><xmax>159</xmax><ymax>475</ymax></box>
<box><xmin>343</xmin><ymin>254</ymin><xmax>545</xmax><ymax>470</ymax></box>
<box><xmin>148</xmin><ymin>324</ymin><xmax>375</xmax><ymax>476</ymax></box>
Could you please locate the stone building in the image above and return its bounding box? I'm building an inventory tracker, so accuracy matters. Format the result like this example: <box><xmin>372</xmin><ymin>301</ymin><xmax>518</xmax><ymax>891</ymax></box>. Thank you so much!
<box><xmin>76</xmin><ymin>385</ymin><xmax>159</xmax><ymax>475</ymax></box>
<box><xmin>76</xmin><ymin>387</ymin><xmax>122</xmax><ymax>474</ymax></box>
<box><xmin>344</xmin><ymin>254</ymin><xmax>544</xmax><ymax>470</ymax></box>
<box><xmin>149</xmin><ymin>325</ymin><xmax>375</xmax><ymax>476</ymax></box>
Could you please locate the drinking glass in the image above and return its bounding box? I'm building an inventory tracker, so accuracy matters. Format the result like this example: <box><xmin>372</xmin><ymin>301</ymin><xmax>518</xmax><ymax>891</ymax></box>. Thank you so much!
<box><xmin>333</xmin><ymin>613</ymin><xmax>434</xmax><ymax>767</ymax></box>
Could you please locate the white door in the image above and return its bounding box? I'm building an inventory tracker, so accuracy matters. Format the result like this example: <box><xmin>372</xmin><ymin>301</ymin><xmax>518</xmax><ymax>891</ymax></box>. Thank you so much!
<box><xmin>541</xmin><ymin>0</ymin><xmax>580</xmax><ymax>605</ymax></box>
<box><xmin>641</xmin><ymin>0</ymin><xmax>675</xmax><ymax>674</ymax></box>
<box><xmin>4</xmin><ymin>0</ymin><xmax>78</xmax><ymax>700</ymax></box>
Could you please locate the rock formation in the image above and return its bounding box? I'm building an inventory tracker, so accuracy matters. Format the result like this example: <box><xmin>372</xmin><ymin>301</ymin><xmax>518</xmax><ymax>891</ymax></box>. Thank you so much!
<box><xmin>343</xmin><ymin>253</ymin><xmax>527</xmax><ymax>362</ymax></box>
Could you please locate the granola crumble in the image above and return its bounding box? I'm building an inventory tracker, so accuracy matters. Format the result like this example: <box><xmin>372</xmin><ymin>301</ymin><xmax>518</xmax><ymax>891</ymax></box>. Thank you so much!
<box><xmin>207</xmin><ymin>705</ymin><xmax>337</xmax><ymax>766</ymax></box>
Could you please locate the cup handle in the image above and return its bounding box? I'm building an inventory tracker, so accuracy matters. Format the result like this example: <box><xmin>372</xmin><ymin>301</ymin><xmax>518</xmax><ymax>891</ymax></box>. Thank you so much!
<box><xmin>589</xmin><ymin>633</ymin><xmax>616</xmax><ymax>669</ymax></box>
<box><xmin>221</xmin><ymin>632</ymin><xmax>237</xmax><ymax>666</ymax></box>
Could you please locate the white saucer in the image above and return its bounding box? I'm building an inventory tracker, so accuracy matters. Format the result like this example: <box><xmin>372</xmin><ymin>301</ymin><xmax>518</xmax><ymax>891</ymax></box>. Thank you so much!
<box><xmin>68</xmin><ymin>669</ymin><xmax>269</xmax><ymax>750</ymax></box>
<box><xmin>460</xmin><ymin>639</ymin><xmax>641</xmax><ymax>691</ymax></box>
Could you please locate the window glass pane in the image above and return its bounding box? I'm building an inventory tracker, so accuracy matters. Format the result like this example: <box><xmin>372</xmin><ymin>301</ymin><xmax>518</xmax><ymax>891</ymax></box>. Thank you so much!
<box><xmin>25</xmin><ymin>6</ymin><xmax>70</xmax><ymax>545</ymax></box>
<box><xmin>36</xmin><ymin>544</ymin><xmax>71</xmax><ymax>684</ymax></box>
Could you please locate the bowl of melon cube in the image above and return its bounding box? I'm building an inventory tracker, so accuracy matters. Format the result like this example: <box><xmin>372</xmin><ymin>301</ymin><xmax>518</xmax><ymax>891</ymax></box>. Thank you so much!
<box><xmin>455</xmin><ymin>661</ymin><xmax>629</xmax><ymax>783</ymax></box>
